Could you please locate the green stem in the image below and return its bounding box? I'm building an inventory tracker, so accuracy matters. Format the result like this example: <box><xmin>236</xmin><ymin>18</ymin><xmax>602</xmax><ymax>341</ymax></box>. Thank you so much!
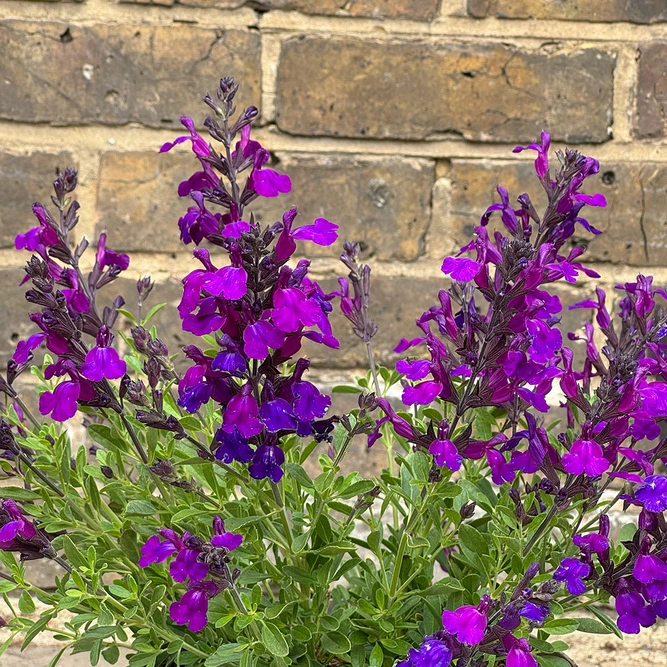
<box><xmin>366</xmin><ymin>341</ymin><xmax>381</xmax><ymax>397</ymax></box>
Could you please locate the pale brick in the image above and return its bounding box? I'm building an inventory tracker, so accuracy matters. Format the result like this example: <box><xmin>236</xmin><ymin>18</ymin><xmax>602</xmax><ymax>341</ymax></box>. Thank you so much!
<box><xmin>634</xmin><ymin>42</ymin><xmax>667</xmax><ymax>139</ymax></box>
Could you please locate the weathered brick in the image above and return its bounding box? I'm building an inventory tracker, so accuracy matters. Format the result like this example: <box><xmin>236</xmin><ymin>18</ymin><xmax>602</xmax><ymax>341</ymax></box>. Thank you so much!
<box><xmin>0</xmin><ymin>22</ymin><xmax>260</xmax><ymax>127</ymax></box>
<box><xmin>275</xmin><ymin>37</ymin><xmax>614</xmax><ymax>143</ymax></box>
<box><xmin>0</xmin><ymin>268</ymin><xmax>36</xmax><ymax>368</ymax></box>
<box><xmin>253</xmin><ymin>154</ymin><xmax>435</xmax><ymax>262</ymax></box>
<box><xmin>254</xmin><ymin>0</ymin><xmax>440</xmax><ymax>20</ymax></box>
<box><xmin>0</xmin><ymin>151</ymin><xmax>75</xmax><ymax>249</ymax></box>
<box><xmin>431</xmin><ymin>160</ymin><xmax>667</xmax><ymax>266</ymax></box>
<box><xmin>467</xmin><ymin>0</ymin><xmax>667</xmax><ymax>23</ymax></box>
<box><xmin>634</xmin><ymin>42</ymin><xmax>667</xmax><ymax>139</ymax></box>
<box><xmin>97</xmin><ymin>151</ymin><xmax>434</xmax><ymax>261</ymax></box>
<box><xmin>96</xmin><ymin>151</ymin><xmax>194</xmax><ymax>253</ymax></box>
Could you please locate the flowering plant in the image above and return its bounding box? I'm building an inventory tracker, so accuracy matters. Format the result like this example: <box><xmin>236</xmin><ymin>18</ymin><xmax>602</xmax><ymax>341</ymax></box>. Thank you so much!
<box><xmin>1</xmin><ymin>76</ymin><xmax>667</xmax><ymax>667</ymax></box>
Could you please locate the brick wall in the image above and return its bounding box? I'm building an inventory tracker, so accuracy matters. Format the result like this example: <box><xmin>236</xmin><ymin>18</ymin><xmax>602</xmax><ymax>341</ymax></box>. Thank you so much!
<box><xmin>1</xmin><ymin>0</ymin><xmax>667</xmax><ymax>380</ymax></box>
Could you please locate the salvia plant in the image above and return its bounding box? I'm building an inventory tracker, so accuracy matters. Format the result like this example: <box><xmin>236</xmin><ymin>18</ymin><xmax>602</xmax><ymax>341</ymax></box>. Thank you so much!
<box><xmin>1</xmin><ymin>76</ymin><xmax>667</xmax><ymax>667</ymax></box>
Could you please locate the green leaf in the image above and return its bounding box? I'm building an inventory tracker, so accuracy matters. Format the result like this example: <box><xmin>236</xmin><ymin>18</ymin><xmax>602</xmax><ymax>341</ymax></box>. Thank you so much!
<box><xmin>204</xmin><ymin>643</ymin><xmax>243</xmax><ymax>667</ymax></box>
<box><xmin>537</xmin><ymin>656</ymin><xmax>573</xmax><ymax>667</ymax></box>
<box><xmin>125</xmin><ymin>500</ymin><xmax>156</xmax><ymax>515</ymax></box>
<box><xmin>458</xmin><ymin>524</ymin><xmax>488</xmax><ymax>556</ymax></box>
<box><xmin>63</xmin><ymin>536</ymin><xmax>88</xmax><ymax>569</ymax></box>
<box><xmin>285</xmin><ymin>463</ymin><xmax>314</xmax><ymax>489</ymax></box>
<box><xmin>87</xmin><ymin>424</ymin><xmax>127</xmax><ymax>452</ymax></box>
<box><xmin>262</xmin><ymin>622</ymin><xmax>289</xmax><ymax>657</ymax></box>
<box><xmin>21</xmin><ymin>614</ymin><xmax>55</xmax><ymax>649</ymax></box>
<box><xmin>47</xmin><ymin>646</ymin><xmax>68</xmax><ymax>667</ymax></box>
<box><xmin>102</xmin><ymin>645</ymin><xmax>120</xmax><ymax>664</ymax></box>
<box><xmin>292</xmin><ymin>533</ymin><xmax>309</xmax><ymax>554</ymax></box>
<box><xmin>108</xmin><ymin>584</ymin><xmax>132</xmax><ymax>599</ymax></box>
<box><xmin>572</xmin><ymin>617</ymin><xmax>613</xmax><ymax>635</ymax></box>
<box><xmin>542</xmin><ymin>619</ymin><xmax>579</xmax><ymax>635</ymax></box>
<box><xmin>18</xmin><ymin>589</ymin><xmax>36</xmax><ymax>614</ymax></box>
<box><xmin>0</xmin><ymin>580</ymin><xmax>16</xmax><ymax>593</ymax></box>
<box><xmin>142</xmin><ymin>303</ymin><xmax>167</xmax><ymax>324</ymax></box>
<box><xmin>369</xmin><ymin>643</ymin><xmax>383</xmax><ymax>667</ymax></box>
<box><xmin>320</xmin><ymin>631</ymin><xmax>352</xmax><ymax>656</ymax></box>
<box><xmin>0</xmin><ymin>487</ymin><xmax>40</xmax><ymax>501</ymax></box>
<box><xmin>331</xmin><ymin>385</ymin><xmax>362</xmax><ymax>394</ymax></box>
<box><xmin>588</xmin><ymin>605</ymin><xmax>624</xmax><ymax>639</ymax></box>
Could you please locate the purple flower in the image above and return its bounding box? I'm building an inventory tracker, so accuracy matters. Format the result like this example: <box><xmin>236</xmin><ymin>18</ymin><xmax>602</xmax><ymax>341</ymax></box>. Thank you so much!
<box><xmin>396</xmin><ymin>359</ymin><xmax>431</xmax><ymax>381</ymax></box>
<box><xmin>636</xmin><ymin>475</ymin><xmax>667</xmax><ymax>513</ymax></box>
<box><xmin>633</xmin><ymin>552</ymin><xmax>667</xmax><ymax>584</ymax></box>
<box><xmin>249</xmin><ymin>445</ymin><xmax>285</xmax><ymax>483</ymax></box>
<box><xmin>487</xmin><ymin>448</ymin><xmax>516</xmax><ymax>485</ymax></box>
<box><xmin>138</xmin><ymin>535</ymin><xmax>178</xmax><ymax>568</ymax></box>
<box><xmin>291</xmin><ymin>381</ymin><xmax>331</xmax><ymax>422</ymax></box>
<box><xmin>429</xmin><ymin>439</ymin><xmax>462</xmax><ymax>472</ymax></box>
<box><xmin>615</xmin><ymin>584</ymin><xmax>656</xmax><ymax>634</ymax></box>
<box><xmin>213</xmin><ymin>428</ymin><xmax>254</xmax><ymax>464</ymax></box>
<box><xmin>260</xmin><ymin>398</ymin><xmax>297</xmax><ymax>432</ymax></box>
<box><xmin>80</xmin><ymin>327</ymin><xmax>126</xmax><ymax>382</ymax></box>
<box><xmin>504</xmin><ymin>635</ymin><xmax>538</xmax><ymax>667</ymax></box>
<box><xmin>170</xmin><ymin>580</ymin><xmax>220</xmax><ymax>633</ymax></box>
<box><xmin>512</xmin><ymin>131</ymin><xmax>551</xmax><ymax>178</ymax></box>
<box><xmin>13</xmin><ymin>333</ymin><xmax>46</xmax><ymax>364</ymax></box>
<box><xmin>573</xmin><ymin>532</ymin><xmax>609</xmax><ymax>553</ymax></box>
<box><xmin>203</xmin><ymin>266</ymin><xmax>248</xmax><ymax>301</ymax></box>
<box><xmin>39</xmin><ymin>381</ymin><xmax>80</xmax><ymax>422</ymax></box>
<box><xmin>170</xmin><ymin>546</ymin><xmax>208</xmax><ymax>584</ymax></box>
<box><xmin>441</xmin><ymin>256</ymin><xmax>481</xmax><ymax>282</ymax></box>
<box><xmin>400</xmin><ymin>639</ymin><xmax>452</xmax><ymax>667</ymax></box>
<box><xmin>441</xmin><ymin>604</ymin><xmax>487</xmax><ymax>645</ymax></box>
<box><xmin>553</xmin><ymin>558</ymin><xmax>590</xmax><ymax>595</ymax></box>
<box><xmin>520</xmin><ymin>602</ymin><xmax>549</xmax><ymax>623</ymax></box>
<box><xmin>562</xmin><ymin>439</ymin><xmax>610</xmax><ymax>477</ymax></box>
<box><xmin>252</xmin><ymin>169</ymin><xmax>292</xmax><ymax>198</ymax></box>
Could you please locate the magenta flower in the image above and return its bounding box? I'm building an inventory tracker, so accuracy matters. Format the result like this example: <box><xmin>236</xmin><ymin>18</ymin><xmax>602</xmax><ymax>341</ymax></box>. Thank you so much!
<box><xmin>252</xmin><ymin>169</ymin><xmax>292</xmax><ymax>198</ymax></box>
<box><xmin>275</xmin><ymin>208</ymin><xmax>338</xmax><ymax>262</ymax></box>
<box><xmin>211</xmin><ymin>516</ymin><xmax>243</xmax><ymax>551</ymax></box>
<box><xmin>0</xmin><ymin>499</ymin><xmax>36</xmax><ymax>544</ymax></box>
<box><xmin>243</xmin><ymin>320</ymin><xmax>285</xmax><ymax>359</ymax></box>
<box><xmin>138</xmin><ymin>534</ymin><xmax>178</xmax><ymax>568</ymax></box>
<box><xmin>441</xmin><ymin>604</ymin><xmax>487</xmax><ymax>645</ymax></box>
<box><xmin>562</xmin><ymin>439</ymin><xmax>610</xmax><ymax>477</ymax></box>
<box><xmin>429</xmin><ymin>439</ymin><xmax>462</xmax><ymax>472</ymax></box>
<box><xmin>81</xmin><ymin>327</ymin><xmax>126</xmax><ymax>382</ymax></box>
<box><xmin>573</xmin><ymin>532</ymin><xmax>609</xmax><ymax>553</ymax></box>
<box><xmin>441</xmin><ymin>256</ymin><xmax>481</xmax><ymax>282</ymax></box>
<box><xmin>402</xmin><ymin>381</ymin><xmax>443</xmax><ymax>406</ymax></box>
<box><xmin>222</xmin><ymin>387</ymin><xmax>263</xmax><ymax>438</ymax></box>
<box><xmin>96</xmin><ymin>231</ymin><xmax>130</xmax><ymax>271</ymax></box>
<box><xmin>203</xmin><ymin>266</ymin><xmax>248</xmax><ymax>301</ymax></box>
<box><xmin>512</xmin><ymin>130</ymin><xmax>551</xmax><ymax>178</ymax></box>
<box><xmin>553</xmin><ymin>558</ymin><xmax>590</xmax><ymax>595</ymax></box>
<box><xmin>271</xmin><ymin>288</ymin><xmax>322</xmax><ymax>333</ymax></box>
<box><xmin>170</xmin><ymin>547</ymin><xmax>208</xmax><ymax>583</ymax></box>
<box><xmin>504</xmin><ymin>635</ymin><xmax>538</xmax><ymax>667</ymax></box>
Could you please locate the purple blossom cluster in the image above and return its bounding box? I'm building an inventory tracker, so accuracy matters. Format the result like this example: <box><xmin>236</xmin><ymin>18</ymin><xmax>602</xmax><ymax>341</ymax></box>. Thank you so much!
<box><xmin>399</xmin><ymin>564</ymin><xmax>556</xmax><ymax>667</ymax></box>
<box><xmin>8</xmin><ymin>169</ymin><xmax>130</xmax><ymax>423</ymax></box>
<box><xmin>0</xmin><ymin>498</ymin><xmax>55</xmax><ymax>561</ymax></box>
<box><xmin>139</xmin><ymin>516</ymin><xmax>242</xmax><ymax>632</ymax></box>
<box><xmin>160</xmin><ymin>77</ymin><xmax>339</xmax><ymax>481</ymax></box>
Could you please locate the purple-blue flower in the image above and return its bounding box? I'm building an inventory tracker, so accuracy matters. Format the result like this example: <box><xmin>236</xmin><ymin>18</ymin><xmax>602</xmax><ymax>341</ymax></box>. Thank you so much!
<box><xmin>635</xmin><ymin>475</ymin><xmax>667</xmax><ymax>513</ymax></box>
<box><xmin>553</xmin><ymin>558</ymin><xmax>590</xmax><ymax>595</ymax></box>
<box><xmin>248</xmin><ymin>445</ymin><xmax>285</xmax><ymax>483</ymax></box>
